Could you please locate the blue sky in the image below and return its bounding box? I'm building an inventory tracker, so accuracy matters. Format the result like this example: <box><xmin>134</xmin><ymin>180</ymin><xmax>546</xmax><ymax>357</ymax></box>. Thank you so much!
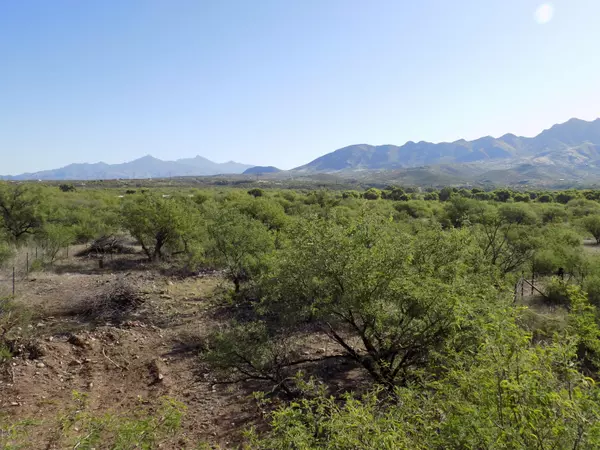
<box><xmin>1</xmin><ymin>0</ymin><xmax>599</xmax><ymax>174</ymax></box>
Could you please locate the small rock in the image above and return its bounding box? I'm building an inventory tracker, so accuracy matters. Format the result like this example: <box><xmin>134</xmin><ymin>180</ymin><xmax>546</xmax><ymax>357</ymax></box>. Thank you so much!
<box><xmin>36</xmin><ymin>362</ymin><xmax>45</xmax><ymax>369</ymax></box>
<box><xmin>148</xmin><ymin>359</ymin><xmax>166</xmax><ymax>384</ymax></box>
<box><xmin>88</xmin><ymin>382</ymin><xmax>94</xmax><ymax>388</ymax></box>
<box><xmin>36</xmin><ymin>322</ymin><xmax>45</xmax><ymax>328</ymax></box>
<box><xmin>68</xmin><ymin>334</ymin><xmax>87</xmax><ymax>348</ymax></box>
<box><xmin>11</xmin><ymin>402</ymin><xmax>19</xmax><ymax>406</ymax></box>
<box><xmin>317</xmin><ymin>347</ymin><xmax>327</xmax><ymax>354</ymax></box>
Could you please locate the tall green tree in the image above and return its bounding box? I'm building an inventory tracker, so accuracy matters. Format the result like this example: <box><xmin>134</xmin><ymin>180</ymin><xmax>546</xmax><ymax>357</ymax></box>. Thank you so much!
<box><xmin>206</xmin><ymin>207</ymin><xmax>274</xmax><ymax>293</ymax></box>
<box><xmin>0</xmin><ymin>183</ymin><xmax>44</xmax><ymax>243</ymax></box>
<box><xmin>476</xmin><ymin>204</ymin><xmax>540</xmax><ymax>274</ymax></box>
<box><xmin>121</xmin><ymin>193</ymin><xmax>199</xmax><ymax>261</ymax></box>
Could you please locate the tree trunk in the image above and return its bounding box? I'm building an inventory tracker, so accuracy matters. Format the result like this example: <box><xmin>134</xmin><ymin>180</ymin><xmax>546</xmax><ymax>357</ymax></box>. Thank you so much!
<box><xmin>153</xmin><ymin>237</ymin><xmax>165</xmax><ymax>261</ymax></box>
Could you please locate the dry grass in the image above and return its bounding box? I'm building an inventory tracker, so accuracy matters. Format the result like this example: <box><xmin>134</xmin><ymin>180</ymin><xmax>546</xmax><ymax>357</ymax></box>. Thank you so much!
<box><xmin>76</xmin><ymin>280</ymin><xmax>145</xmax><ymax>324</ymax></box>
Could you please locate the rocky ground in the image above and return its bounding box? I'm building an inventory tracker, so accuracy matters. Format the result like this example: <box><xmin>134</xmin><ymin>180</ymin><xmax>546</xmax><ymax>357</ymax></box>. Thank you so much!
<box><xmin>0</xmin><ymin>255</ymin><xmax>261</xmax><ymax>448</ymax></box>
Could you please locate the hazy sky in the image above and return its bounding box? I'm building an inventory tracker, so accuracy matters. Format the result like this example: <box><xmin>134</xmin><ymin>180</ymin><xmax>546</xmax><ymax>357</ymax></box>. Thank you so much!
<box><xmin>1</xmin><ymin>0</ymin><xmax>600</xmax><ymax>174</ymax></box>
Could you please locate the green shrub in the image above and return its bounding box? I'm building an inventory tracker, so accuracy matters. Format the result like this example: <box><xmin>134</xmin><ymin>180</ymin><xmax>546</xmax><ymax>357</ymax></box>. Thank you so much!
<box><xmin>544</xmin><ymin>277</ymin><xmax>570</xmax><ymax>306</ymax></box>
<box><xmin>0</xmin><ymin>241</ymin><xmax>14</xmax><ymax>267</ymax></box>
<box><xmin>35</xmin><ymin>224</ymin><xmax>75</xmax><ymax>264</ymax></box>
<box><xmin>362</xmin><ymin>188</ymin><xmax>382</xmax><ymax>200</ymax></box>
<box><xmin>582</xmin><ymin>215</ymin><xmax>600</xmax><ymax>243</ymax></box>
<box><xmin>584</xmin><ymin>275</ymin><xmax>600</xmax><ymax>308</ymax></box>
<box><xmin>248</xmin><ymin>188</ymin><xmax>264</xmax><ymax>198</ymax></box>
<box><xmin>248</xmin><ymin>304</ymin><xmax>600</xmax><ymax>449</ymax></box>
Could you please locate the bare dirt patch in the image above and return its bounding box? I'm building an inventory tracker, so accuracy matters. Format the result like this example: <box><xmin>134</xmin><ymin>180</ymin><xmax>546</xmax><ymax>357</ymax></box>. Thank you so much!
<box><xmin>1</xmin><ymin>256</ymin><xmax>261</xmax><ymax>448</ymax></box>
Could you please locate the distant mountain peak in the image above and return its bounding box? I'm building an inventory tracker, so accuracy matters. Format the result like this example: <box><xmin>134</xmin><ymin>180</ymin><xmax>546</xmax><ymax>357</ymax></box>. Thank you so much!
<box><xmin>133</xmin><ymin>154</ymin><xmax>161</xmax><ymax>162</ymax></box>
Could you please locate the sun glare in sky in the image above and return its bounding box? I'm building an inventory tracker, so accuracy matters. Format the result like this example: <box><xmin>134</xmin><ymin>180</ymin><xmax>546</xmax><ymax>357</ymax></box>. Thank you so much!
<box><xmin>534</xmin><ymin>3</ymin><xmax>555</xmax><ymax>24</ymax></box>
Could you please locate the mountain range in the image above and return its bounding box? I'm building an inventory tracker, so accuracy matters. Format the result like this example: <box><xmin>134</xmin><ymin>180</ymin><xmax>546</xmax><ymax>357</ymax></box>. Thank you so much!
<box><xmin>2</xmin><ymin>118</ymin><xmax>600</xmax><ymax>184</ymax></box>
<box><xmin>294</xmin><ymin>118</ymin><xmax>600</xmax><ymax>173</ymax></box>
<box><xmin>1</xmin><ymin>155</ymin><xmax>254</xmax><ymax>180</ymax></box>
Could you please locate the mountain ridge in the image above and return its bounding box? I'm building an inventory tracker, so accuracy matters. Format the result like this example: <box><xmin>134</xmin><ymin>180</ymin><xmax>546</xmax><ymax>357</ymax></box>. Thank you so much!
<box><xmin>293</xmin><ymin>118</ymin><xmax>600</xmax><ymax>174</ymax></box>
<box><xmin>3</xmin><ymin>117</ymin><xmax>600</xmax><ymax>183</ymax></box>
<box><xmin>1</xmin><ymin>155</ymin><xmax>255</xmax><ymax>180</ymax></box>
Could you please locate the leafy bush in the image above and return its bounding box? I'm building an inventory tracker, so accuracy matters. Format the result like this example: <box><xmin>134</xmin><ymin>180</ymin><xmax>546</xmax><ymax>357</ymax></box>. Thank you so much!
<box><xmin>206</xmin><ymin>207</ymin><xmax>274</xmax><ymax>293</ymax></box>
<box><xmin>544</xmin><ymin>277</ymin><xmax>570</xmax><ymax>307</ymax></box>
<box><xmin>582</xmin><ymin>215</ymin><xmax>600</xmax><ymax>243</ymax></box>
<box><xmin>0</xmin><ymin>241</ymin><xmax>14</xmax><ymax>267</ymax></box>
<box><xmin>253</xmin><ymin>216</ymin><xmax>496</xmax><ymax>388</ymax></box>
<box><xmin>58</xmin><ymin>184</ymin><xmax>76</xmax><ymax>192</ymax></box>
<box><xmin>248</xmin><ymin>188</ymin><xmax>264</xmax><ymax>197</ymax></box>
<box><xmin>584</xmin><ymin>275</ymin><xmax>600</xmax><ymax>307</ymax></box>
<box><xmin>362</xmin><ymin>188</ymin><xmax>382</xmax><ymax>200</ymax></box>
<box><xmin>248</xmin><ymin>305</ymin><xmax>600</xmax><ymax>449</ymax></box>
<box><xmin>35</xmin><ymin>223</ymin><xmax>75</xmax><ymax>264</ymax></box>
<box><xmin>393</xmin><ymin>200</ymin><xmax>432</xmax><ymax>219</ymax></box>
<box><xmin>342</xmin><ymin>190</ymin><xmax>360</xmax><ymax>199</ymax></box>
<box><xmin>538</xmin><ymin>204</ymin><xmax>568</xmax><ymax>224</ymax></box>
<box><xmin>203</xmin><ymin>321</ymin><xmax>307</xmax><ymax>396</ymax></box>
<box><xmin>537</xmin><ymin>193</ymin><xmax>554</xmax><ymax>203</ymax></box>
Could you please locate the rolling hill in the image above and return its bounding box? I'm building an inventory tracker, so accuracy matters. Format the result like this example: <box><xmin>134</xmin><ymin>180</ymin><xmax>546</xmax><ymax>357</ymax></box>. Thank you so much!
<box><xmin>243</xmin><ymin>166</ymin><xmax>281</xmax><ymax>175</ymax></box>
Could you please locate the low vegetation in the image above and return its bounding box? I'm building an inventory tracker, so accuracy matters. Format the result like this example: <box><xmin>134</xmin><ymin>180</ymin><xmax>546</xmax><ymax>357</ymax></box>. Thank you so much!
<box><xmin>3</xmin><ymin>181</ymin><xmax>600</xmax><ymax>448</ymax></box>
